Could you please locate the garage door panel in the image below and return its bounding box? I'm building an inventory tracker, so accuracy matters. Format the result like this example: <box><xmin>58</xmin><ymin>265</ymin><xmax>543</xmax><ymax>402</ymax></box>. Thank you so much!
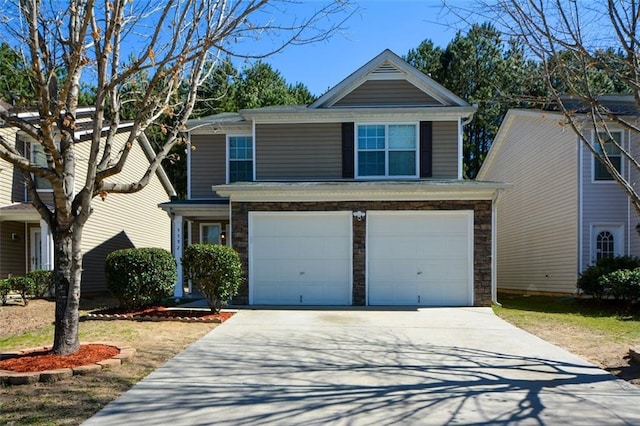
<box><xmin>250</xmin><ymin>213</ymin><xmax>352</xmax><ymax>305</ymax></box>
<box><xmin>368</xmin><ymin>211</ymin><xmax>472</xmax><ymax>306</ymax></box>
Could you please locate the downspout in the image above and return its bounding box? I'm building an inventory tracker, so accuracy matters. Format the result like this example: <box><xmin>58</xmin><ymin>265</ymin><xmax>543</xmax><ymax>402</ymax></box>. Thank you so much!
<box><xmin>459</xmin><ymin>111</ymin><xmax>475</xmax><ymax>180</ymax></box>
<box><xmin>491</xmin><ymin>188</ymin><xmax>504</xmax><ymax>306</ymax></box>
<box><xmin>186</xmin><ymin>131</ymin><xmax>192</xmax><ymax>200</ymax></box>
<box><xmin>252</xmin><ymin>119</ymin><xmax>257</xmax><ymax>181</ymax></box>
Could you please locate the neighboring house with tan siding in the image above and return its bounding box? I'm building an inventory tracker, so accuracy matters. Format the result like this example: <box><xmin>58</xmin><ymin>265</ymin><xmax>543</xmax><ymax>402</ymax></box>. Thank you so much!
<box><xmin>161</xmin><ymin>49</ymin><xmax>507</xmax><ymax>307</ymax></box>
<box><xmin>477</xmin><ymin>105</ymin><xmax>640</xmax><ymax>295</ymax></box>
<box><xmin>0</xmin><ymin>107</ymin><xmax>175</xmax><ymax>293</ymax></box>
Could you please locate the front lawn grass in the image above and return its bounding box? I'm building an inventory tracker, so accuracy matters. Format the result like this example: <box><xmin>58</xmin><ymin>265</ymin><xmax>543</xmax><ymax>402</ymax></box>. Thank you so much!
<box><xmin>493</xmin><ymin>292</ymin><xmax>639</xmax><ymax>378</ymax></box>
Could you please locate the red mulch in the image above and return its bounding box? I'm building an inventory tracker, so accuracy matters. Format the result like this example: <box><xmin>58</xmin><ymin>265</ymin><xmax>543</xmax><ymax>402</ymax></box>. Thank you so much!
<box><xmin>0</xmin><ymin>344</ymin><xmax>119</xmax><ymax>372</ymax></box>
<box><xmin>92</xmin><ymin>306</ymin><xmax>234</xmax><ymax>321</ymax></box>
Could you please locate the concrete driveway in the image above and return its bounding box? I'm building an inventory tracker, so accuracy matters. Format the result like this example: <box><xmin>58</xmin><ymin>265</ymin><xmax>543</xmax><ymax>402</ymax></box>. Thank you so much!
<box><xmin>84</xmin><ymin>308</ymin><xmax>640</xmax><ymax>425</ymax></box>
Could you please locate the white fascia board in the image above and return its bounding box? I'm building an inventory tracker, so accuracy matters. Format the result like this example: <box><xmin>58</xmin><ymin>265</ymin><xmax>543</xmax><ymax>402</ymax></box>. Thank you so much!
<box><xmin>187</xmin><ymin>121</ymin><xmax>252</xmax><ymax>135</ymax></box>
<box><xmin>241</xmin><ymin>106</ymin><xmax>477</xmax><ymax>124</ymax></box>
<box><xmin>159</xmin><ymin>203</ymin><xmax>229</xmax><ymax>218</ymax></box>
<box><xmin>214</xmin><ymin>181</ymin><xmax>510</xmax><ymax>203</ymax></box>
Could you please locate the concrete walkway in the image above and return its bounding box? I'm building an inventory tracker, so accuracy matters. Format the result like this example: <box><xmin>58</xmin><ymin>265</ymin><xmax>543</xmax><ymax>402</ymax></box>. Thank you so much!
<box><xmin>84</xmin><ymin>308</ymin><xmax>640</xmax><ymax>425</ymax></box>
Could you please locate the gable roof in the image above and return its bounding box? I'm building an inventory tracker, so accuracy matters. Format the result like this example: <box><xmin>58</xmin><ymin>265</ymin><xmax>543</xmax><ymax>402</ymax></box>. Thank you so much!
<box><xmin>310</xmin><ymin>49</ymin><xmax>469</xmax><ymax>109</ymax></box>
<box><xmin>186</xmin><ymin>49</ymin><xmax>475</xmax><ymax>130</ymax></box>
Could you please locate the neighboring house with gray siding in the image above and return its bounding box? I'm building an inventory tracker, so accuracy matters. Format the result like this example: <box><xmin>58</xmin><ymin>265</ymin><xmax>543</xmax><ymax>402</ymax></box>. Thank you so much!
<box><xmin>161</xmin><ymin>49</ymin><xmax>506</xmax><ymax>307</ymax></box>
<box><xmin>477</xmin><ymin>106</ymin><xmax>640</xmax><ymax>295</ymax></box>
<box><xmin>0</xmin><ymin>107</ymin><xmax>175</xmax><ymax>293</ymax></box>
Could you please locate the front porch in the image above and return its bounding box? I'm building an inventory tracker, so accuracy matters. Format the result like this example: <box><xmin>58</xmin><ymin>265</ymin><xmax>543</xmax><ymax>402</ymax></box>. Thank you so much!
<box><xmin>0</xmin><ymin>203</ymin><xmax>53</xmax><ymax>279</ymax></box>
<box><xmin>159</xmin><ymin>198</ymin><xmax>231</xmax><ymax>299</ymax></box>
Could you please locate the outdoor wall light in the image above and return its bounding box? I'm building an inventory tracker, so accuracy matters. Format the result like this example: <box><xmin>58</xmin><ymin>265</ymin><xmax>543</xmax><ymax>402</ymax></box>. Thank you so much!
<box><xmin>353</xmin><ymin>211</ymin><xmax>366</xmax><ymax>221</ymax></box>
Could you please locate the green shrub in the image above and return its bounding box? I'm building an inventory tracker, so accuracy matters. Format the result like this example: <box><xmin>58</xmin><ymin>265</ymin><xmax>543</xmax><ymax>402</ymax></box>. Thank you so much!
<box><xmin>105</xmin><ymin>247</ymin><xmax>177</xmax><ymax>310</ymax></box>
<box><xmin>5</xmin><ymin>276</ymin><xmax>36</xmax><ymax>306</ymax></box>
<box><xmin>577</xmin><ymin>256</ymin><xmax>640</xmax><ymax>301</ymax></box>
<box><xmin>26</xmin><ymin>270</ymin><xmax>54</xmax><ymax>298</ymax></box>
<box><xmin>182</xmin><ymin>244</ymin><xmax>243</xmax><ymax>313</ymax></box>
<box><xmin>0</xmin><ymin>279</ymin><xmax>10</xmax><ymax>305</ymax></box>
<box><xmin>598</xmin><ymin>268</ymin><xmax>640</xmax><ymax>307</ymax></box>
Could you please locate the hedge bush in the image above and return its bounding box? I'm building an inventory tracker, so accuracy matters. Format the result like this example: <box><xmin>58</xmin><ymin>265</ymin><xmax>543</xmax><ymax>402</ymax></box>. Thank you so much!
<box><xmin>105</xmin><ymin>247</ymin><xmax>177</xmax><ymax>310</ymax></box>
<box><xmin>26</xmin><ymin>270</ymin><xmax>54</xmax><ymax>298</ymax></box>
<box><xmin>0</xmin><ymin>279</ymin><xmax>10</xmax><ymax>305</ymax></box>
<box><xmin>577</xmin><ymin>256</ymin><xmax>640</xmax><ymax>301</ymax></box>
<box><xmin>182</xmin><ymin>244</ymin><xmax>243</xmax><ymax>313</ymax></box>
<box><xmin>5</xmin><ymin>276</ymin><xmax>36</xmax><ymax>306</ymax></box>
<box><xmin>598</xmin><ymin>268</ymin><xmax>640</xmax><ymax>308</ymax></box>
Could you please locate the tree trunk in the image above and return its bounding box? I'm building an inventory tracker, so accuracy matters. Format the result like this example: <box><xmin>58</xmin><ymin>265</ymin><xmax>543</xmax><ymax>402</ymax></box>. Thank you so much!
<box><xmin>52</xmin><ymin>223</ymin><xmax>84</xmax><ymax>355</ymax></box>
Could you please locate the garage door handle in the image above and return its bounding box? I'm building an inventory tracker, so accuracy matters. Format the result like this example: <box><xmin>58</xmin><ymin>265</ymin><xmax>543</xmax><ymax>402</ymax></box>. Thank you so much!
<box><xmin>417</xmin><ymin>271</ymin><xmax>422</xmax><ymax>275</ymax></box>
<box><xmin>299</xmin><ymin>271</ymin><xmax>305</xmax><ymax>275</ymax></box>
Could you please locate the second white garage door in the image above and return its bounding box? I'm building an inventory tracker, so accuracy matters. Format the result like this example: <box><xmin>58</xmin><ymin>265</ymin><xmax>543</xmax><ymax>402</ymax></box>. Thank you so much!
<box><xmin>249</xmin><ymin>212</ymin><xmax>352</xmax><ymax>305</ymax></box>
<box><xmin>367</xmin><ymin>211</ymin><xmax>473</xmax><ymax>306</ymax></box>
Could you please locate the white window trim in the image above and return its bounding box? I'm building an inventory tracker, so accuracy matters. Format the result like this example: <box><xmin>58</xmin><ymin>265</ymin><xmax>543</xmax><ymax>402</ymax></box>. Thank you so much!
<box><xmin>200</xmin><ymin>222</ymin><xmax>222</xmax><ymax>245</ymax></box>
<box><xmin>591</xmin><ymin>129</ymin><xmax>623</xmax><ymax>184</ymax></box>
<box><xmin>590</xmin><ymin>223</ymin><xmax>624</xmax><ymax>264</ymax></box>
<box><xmin>354</xmin><ymin>122</ymin><xmax>420</xmax><ymax>179</ymax></box>
<box><xmin>226</xmin><ymin>134</ymin><xmax>255</xmax><ymax>184</ymax></box>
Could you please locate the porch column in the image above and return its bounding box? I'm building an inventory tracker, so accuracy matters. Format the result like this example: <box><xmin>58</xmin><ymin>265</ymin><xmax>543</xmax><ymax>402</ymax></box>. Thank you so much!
<box><xmin>173</xmin><ymin>215</ymin><xmax>184</xmax><ymax>299</ymax></box>
<box><xmin>39</xmin><ymin>219</ymin><xmax>53</xmax><ymax>270</ymax></box>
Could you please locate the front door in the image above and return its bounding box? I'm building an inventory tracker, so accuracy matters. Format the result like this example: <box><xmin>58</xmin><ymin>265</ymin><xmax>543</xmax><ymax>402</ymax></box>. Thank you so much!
<box><xmin>30</xmin><ymin>228</ymin><xmax>42</xmax><ymax>271</ymax></box>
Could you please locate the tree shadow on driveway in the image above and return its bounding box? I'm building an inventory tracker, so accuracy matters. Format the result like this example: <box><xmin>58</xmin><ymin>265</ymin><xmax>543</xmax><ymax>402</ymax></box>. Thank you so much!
<box><xmin>85</xmin><ymin>314</ymin><xmax>640</xmax><ymax>426</ymax></box>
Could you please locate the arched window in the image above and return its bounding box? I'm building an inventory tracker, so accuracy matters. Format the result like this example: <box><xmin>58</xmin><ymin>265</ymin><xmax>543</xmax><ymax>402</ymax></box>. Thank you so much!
<box><xmin>596</xmin><ymin>231</ymin><xmax>615</xmax><ymax>260</ymax></box>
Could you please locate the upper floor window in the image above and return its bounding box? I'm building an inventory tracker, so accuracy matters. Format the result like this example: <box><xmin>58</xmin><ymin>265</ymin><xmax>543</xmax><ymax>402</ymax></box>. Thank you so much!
<box><xmin>31</xmin><ymin>142</ymin><xmax>53</xmax><ymax>190</ymax></box>
<box><xmin>228</xmin><ymin>135</ymin><xmax>253</xmax><ymax>183</ymax></box>
<box><xmin>593</xmin><ymin>131</ymin><xmax>622</xmax><ymax>181</ymax></box>
<box><xmin>356</xmin><ymin>124</ymin><xmax>417</xmax><ymax>178</ymax></box>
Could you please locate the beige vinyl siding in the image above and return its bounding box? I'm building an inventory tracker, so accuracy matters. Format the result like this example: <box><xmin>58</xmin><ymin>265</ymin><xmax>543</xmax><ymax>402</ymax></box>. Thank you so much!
<box><xmin>76</xmin><ymin>133</ymin><xmax>172</xmax><ymax>293</ymax></box>
<box><xmin>190</xmin><ymin>134</ymin><xmax>226</xmax><ymax>198</ymax></box>
<box><xmin>334</xmin><ymin>80</ymin><xmax>440</xmax><ymax>107</ymax></box>
<box><xmin>256</xmin><ymin>123</ymin><xmax>342</xmax><ymax>180</ymax></box>
<box><xmin>0</xmin><ymin>127</ymin><xmax>28</xmax><ymax>204</ymax></box>
<box><xmin>432</xmin><ymin>121</ymin><xmax>458</xmax><ymax>179</ymax></box>
<box><xmin>0</xmin><ymin>127</ymin><xmax>16</xmax><ymax>205</ymax></box>
<box><xmin>0</xmin><ymin>221</ymin><xmax>27</xmax><ymax>278</ymax></box>
<box><xmin>479</xmin><ymin>112</ymin><xmax>579</xmax><ymax>294</ymax></box>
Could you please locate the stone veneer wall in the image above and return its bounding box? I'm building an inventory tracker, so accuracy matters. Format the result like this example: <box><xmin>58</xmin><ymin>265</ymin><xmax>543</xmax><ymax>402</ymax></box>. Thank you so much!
<box><xmin>230</xmin><ymin>200</ymin><xmax>493</xmax><ymax>307</ymax></box>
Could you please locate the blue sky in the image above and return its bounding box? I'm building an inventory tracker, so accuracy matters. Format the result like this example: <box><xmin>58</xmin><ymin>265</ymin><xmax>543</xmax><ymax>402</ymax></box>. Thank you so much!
<box><xmin>256</xmin><ymin>1</ymin><xmax>466</xmax><ymax>96</ymax></box>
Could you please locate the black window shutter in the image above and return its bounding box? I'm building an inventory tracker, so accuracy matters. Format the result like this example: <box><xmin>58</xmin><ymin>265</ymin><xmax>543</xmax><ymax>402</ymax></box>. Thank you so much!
<box><xmin>342</xmin><ymin>122</ymin><xmax>355</xmax><ymax>179</ymax></box>
<box><xmin>420</xmin><ymin>121</ymin><xmax>433</xmax><ymax>178</ymax></box>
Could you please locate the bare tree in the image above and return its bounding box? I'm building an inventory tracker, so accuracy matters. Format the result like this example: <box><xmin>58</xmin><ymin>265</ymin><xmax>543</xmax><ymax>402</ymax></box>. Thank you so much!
<box><xmin>451</xmin><ymin>1</ymin><xmax>640</xmax><ymax>213</ymax></box>
<box><xmin>0</xmin><ymin>0</ymin><xmax>355</xmax><ymax>355</ymax></box>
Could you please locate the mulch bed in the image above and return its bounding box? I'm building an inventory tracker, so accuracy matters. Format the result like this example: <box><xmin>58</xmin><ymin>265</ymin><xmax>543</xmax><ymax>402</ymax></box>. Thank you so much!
<box><xmin>0</xmin><ymin>344</ymin><xmax>119</xmax><ymax>373</ymax></box>
<box><xmin>0</xmin><ymin>342</ymin><xmax>136</xmax><ymax>385</ymax></box>
<box><xmin>85</xmin><ymin>306</ymin><xmax>234</xmax><ymax>323</ymax></box>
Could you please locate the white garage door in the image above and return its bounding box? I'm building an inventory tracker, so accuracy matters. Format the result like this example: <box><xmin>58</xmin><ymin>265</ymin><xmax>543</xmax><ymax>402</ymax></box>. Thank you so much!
<box><xmin>367</xmin><ymin>211</ymin><xmax>473</xmax><ymax>306</ymax></box>
<box><xmin>250</xmin><ymin>212</ymin><xmax>352</xmax><ymax>305</ymax></box>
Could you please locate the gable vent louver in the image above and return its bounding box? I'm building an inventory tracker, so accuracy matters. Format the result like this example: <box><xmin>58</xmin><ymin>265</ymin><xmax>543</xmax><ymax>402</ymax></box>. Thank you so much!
<box><xmin>371</xmin><ymin>61</ymin><xmax>404</xmax><ymax>79</ymax></box>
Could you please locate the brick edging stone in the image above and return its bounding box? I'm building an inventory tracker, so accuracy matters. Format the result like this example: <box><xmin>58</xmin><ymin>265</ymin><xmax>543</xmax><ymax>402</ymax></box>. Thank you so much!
<box><xmin>0</xmin><ymin>342</ymin><xmax>135</xmax><ymax>385</ymax></box>
<box><xmin>83</xmin><ymin>313</ymin><xmax>224</xmax><ymax>323</ymax></box>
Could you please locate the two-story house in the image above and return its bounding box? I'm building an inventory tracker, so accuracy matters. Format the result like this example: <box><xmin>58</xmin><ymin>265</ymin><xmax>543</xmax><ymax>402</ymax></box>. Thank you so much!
<box><xmin>0</xmin><ymin>106</ymin><xmax>176</xmax><ymax>293</ymax></box>
<box><xmin>477</xmin><ymin>102</ymin><xmax>640</xmax><ymax>295</ymax></box>
<box><xmin>161</xmin><ymin>50</ymin><xmax>506</xmax><ymax>306</ymax></box>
